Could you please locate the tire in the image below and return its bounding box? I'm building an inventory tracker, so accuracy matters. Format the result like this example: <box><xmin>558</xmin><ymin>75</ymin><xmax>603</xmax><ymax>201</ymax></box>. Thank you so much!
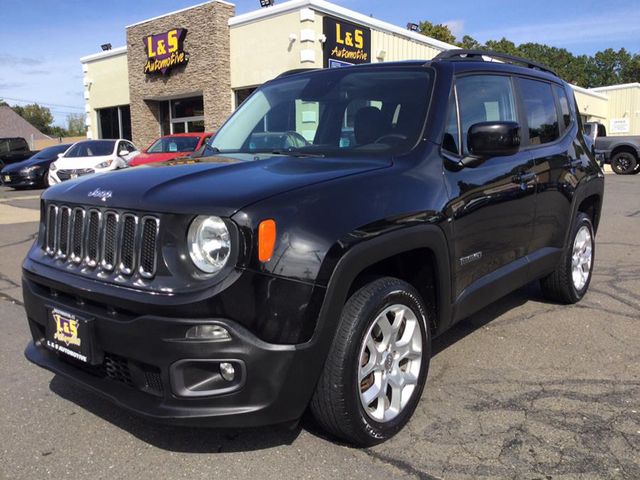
<box><xmin>310</xmin><ymin>277</ymin><xmax>431</xmax><ymax>446</ymax></box>
<box><xmin>540</xmin><ymin>212</ymin><xmax>595</xmax><ymax>304</ymax></box>
<box><xmin>610</xmin><ymin>152</ymin><xmax>638</xmax><ymax>175</ymax></box>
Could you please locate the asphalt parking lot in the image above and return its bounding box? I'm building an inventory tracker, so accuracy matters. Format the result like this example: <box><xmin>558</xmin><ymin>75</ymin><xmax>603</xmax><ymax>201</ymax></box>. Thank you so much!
<box><xmin>0</xmin><ymin>173</ymin><xmax>638</xmax><ymax>480</ymax></box>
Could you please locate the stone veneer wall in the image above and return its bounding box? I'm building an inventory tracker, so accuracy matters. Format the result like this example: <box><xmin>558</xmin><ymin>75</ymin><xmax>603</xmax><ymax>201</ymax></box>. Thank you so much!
<box><xmin>126</xmin><ymin>1</ymin><xmax>235</xmax><ymax>148</ymax></box>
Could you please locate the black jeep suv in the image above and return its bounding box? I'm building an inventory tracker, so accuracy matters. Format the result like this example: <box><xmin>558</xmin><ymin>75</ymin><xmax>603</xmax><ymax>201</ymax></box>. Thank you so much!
<box><xmin>22</xmin><ymin>50</ymin><xmax>604</xmax><ymax>446</ymax></box>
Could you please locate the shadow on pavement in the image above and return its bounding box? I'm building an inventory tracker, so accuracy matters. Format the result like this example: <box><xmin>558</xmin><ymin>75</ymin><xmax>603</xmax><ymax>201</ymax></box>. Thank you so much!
<box><xmin>433</xmin><ymin>281</ymin><xmax>547</xmax><ymax>356</ymax></box>
<box><xmin>49</xmin><ymin>375</ymin><xmax>304</xmax><ymax>453</ymax></box>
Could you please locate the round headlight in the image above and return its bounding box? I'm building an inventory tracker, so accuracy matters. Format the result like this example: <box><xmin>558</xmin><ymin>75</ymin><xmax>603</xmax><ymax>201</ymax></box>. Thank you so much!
<box><xmin>187</xmin><ymin>216</ymin><xmax>231</xmax><ymax>274</ymax></box>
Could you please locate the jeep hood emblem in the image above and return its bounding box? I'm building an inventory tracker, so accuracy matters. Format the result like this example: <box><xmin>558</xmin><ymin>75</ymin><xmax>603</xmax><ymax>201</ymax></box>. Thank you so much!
<box><xmin>87</xmin><ymin>188</ymin><xmax>113</xmax><ymax>202</ymax></box>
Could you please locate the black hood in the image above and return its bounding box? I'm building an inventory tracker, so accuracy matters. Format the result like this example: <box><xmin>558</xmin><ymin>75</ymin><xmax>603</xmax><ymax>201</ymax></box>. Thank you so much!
<box><xmin>42</xmin><ymin>154</ymin><xmax>391</xmax><ymax>216</ymax></box>
<box><xmin>1</xmin><ymin>155</ymin><xmax>53</xmax><ymax>173</ymax></box>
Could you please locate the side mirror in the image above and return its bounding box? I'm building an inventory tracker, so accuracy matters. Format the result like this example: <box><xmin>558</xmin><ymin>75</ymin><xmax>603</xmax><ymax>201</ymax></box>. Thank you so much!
<box><xmin>57</xmin><ymin>153</ymin><xmax>64</xmax><ymax>158</ymax></box>
<box><xmin>118</xmin><ymin>149</ymin><xmax>130</xmax><ymax>157</ymax></box>
<box><xmin>467</xmin><ymin>121</ymin><xmax>520</xmax><ymax>160</ymax></box>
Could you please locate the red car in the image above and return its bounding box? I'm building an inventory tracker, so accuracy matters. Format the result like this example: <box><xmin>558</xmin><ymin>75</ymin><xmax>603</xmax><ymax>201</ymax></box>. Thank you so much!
<box><xmin>129</xmin><ymin>132</ymin><xmax>213</xmax><ymax>166</ymax></box>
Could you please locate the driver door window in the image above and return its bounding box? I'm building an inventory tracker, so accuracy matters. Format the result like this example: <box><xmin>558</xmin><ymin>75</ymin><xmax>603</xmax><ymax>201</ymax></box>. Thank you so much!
<box><xmin>456</xmin><ymin>75</ymin><xmax>517</xmax><ymax>155</ymax></box>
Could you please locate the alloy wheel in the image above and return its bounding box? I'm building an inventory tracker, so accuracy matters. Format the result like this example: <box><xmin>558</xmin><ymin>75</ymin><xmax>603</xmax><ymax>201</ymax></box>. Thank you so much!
<box><xmin>358</xmin><ymin>304</ymin><xmax>423</xmax><ymax>423</ymax></box>
<box><xmin>571</xmin><ymin>225</ymin><xmax>593</xmax><ymax>291</ymax></box>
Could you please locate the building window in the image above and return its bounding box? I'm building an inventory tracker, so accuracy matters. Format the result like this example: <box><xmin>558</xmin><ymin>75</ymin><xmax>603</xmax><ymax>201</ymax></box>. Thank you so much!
<box><xmin>97</xmin><ymin>105</ymin><xmax>132</xmax><ymax>140</ymax></box>
<box><xmin>235</xmin><ymin>88</ymin><xmax>257</xmax><ymax>109</ymax></box>
<box><xmin>160</xmin><ymin>96</ymin><xmax>205</xmax><ymax>135</ymax></box>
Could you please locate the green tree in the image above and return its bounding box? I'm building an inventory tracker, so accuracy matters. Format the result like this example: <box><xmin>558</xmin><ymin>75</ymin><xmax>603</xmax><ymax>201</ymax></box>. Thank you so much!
<box><xmin>457</xmin><ymin>35</ymin><xmax>482</xmax><ymax>50</ymax></box>
<box><xmin>418</xmin><ymin>21</ymin><xmax>456</xmax><ymax>45</ymax></box>
<box><xmin>416</xmin><ymin>17</ymin><xmax>638</xmax><ymax>88</ymax></box>
<box><xmin>621</xmin><ymin>54</ymin><xmax>640</xmax><ymax>84</ymax></box>
<box><xmin>49</xmin><ymin>126</ymin><xmax>69</xmax><ymax>138</ymax></box>
<box><xmin>12</xmin><ymin>103</ymin><xmax>54</xmax><ymax>134</ymax></box>
<box><xmin>0</xmin><ymin>99</ymin><xmax>9</xmax><ymax>107</ymax></box>
<box><xmin>483</xmin><ymin>38</ymin><xmax>519</xmax><ymax>56</ymax></box>
<box><xmin>592</xmin><ymin>48</ymin><xmax>631</xmax><ymax>86</ymax></box>
<box><xmin>66</xmin><ymin>113</ymin><xmax>86</xmax><ymax>136</ymax></box>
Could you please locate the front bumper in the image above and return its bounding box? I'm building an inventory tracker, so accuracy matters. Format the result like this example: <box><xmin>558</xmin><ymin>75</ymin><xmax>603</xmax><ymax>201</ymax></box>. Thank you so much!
<box><xmin>1</xmin><ymin>171</ymin><xmax>44</xmax><ymax>188</ymax></box>
<box><xmin>49</xmin><ymin>168</ymin><xmax>96</xmax><ymax>184</ymax></box>
<box><xmin>23</xmin><ymin>274</ymin><xmax>320</xmax><ymax>427</ymax></box>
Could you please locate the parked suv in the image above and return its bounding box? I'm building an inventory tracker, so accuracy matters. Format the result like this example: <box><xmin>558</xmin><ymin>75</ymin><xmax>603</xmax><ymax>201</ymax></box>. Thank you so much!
<box><xmin>22</xmin><ymin>50</ymin><xmax>604</xmax><ymax>446</ymax></box>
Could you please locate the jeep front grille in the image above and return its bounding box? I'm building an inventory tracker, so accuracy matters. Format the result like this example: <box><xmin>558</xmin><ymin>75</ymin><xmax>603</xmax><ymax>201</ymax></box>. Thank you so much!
<box><xmin>44</xmin><ymin>204</ymin><xmax>160</xmax><ymax>278</ymax></box>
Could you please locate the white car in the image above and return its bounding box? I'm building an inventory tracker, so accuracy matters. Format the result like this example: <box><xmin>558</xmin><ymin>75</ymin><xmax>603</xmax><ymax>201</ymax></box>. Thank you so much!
<box><xmin>48</xmin><ymin>139</ymin><xmax>139</xmax><ymax>185</ymax></box>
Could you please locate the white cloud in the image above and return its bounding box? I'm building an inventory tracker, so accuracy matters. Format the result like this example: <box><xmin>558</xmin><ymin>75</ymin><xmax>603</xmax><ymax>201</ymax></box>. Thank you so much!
<box><xmin>444</xmin><ymin>19</ymin><xmax>465</xmax><ymax>39</ymax></box>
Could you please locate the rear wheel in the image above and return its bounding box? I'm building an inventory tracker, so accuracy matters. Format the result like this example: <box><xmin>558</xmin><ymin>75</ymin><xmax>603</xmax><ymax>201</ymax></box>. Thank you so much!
<box><xmin>611</xmin><ymin>152</ymin><xmax>638</xmax><ymax>175</ymax></box>
<box><xmin>541</xmin><ymin>212</ymin><xmax>594</xmax><ymax>303</ymax></box>
<box><xmin>310</xmin><ymin>277</ymin><xmax>430</xmax><ymax>446</ymax></box>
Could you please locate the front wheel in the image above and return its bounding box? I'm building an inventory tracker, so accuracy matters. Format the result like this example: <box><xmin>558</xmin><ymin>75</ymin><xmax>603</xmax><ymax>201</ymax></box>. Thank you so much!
<box><xmin>310</xmin><ymin>277</ymin><xmax>430</xmax><ymax>446</ymax></box>
<box><xmin>611</xmin><ymin>152</ymin><xmax>638</xmax><ymax>175</ymax></box>
<box><xmin>541</xmin><ymin>212</ymin><xmax>595</xmax><ymax>303</ymax></box>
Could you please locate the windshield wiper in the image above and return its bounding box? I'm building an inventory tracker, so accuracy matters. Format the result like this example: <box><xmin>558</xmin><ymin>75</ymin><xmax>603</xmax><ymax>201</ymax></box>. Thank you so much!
<box><xmin>270</xmin><ymin>150</ymin><xmax>325</xmax><ymax>158</ymax></box>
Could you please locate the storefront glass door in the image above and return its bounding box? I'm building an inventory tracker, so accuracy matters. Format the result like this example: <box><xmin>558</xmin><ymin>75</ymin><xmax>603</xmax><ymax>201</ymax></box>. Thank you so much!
<box><xmin>160</xmin><ymin>96</ymin><xmax>205</xmax><ymax>135</ymax></box>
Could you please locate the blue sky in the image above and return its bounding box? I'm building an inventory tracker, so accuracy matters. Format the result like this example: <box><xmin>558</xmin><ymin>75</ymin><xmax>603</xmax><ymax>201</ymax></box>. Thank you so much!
<box><xmin>1</xmin><ymin>0</ymin><xmax>639</xmax><ymax>126</ymax></box>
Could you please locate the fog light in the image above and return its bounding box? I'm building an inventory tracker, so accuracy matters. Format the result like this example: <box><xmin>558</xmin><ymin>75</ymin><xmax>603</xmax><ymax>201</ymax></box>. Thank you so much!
<box><xmin>185</xmin><ymin>325</ymin><xmax>231</xmax><ymax>341</ymax></box>
<box><xmin>219</xmin><ymin>362</ymin><xmax>235</xmax><ymax>381</ymax></box>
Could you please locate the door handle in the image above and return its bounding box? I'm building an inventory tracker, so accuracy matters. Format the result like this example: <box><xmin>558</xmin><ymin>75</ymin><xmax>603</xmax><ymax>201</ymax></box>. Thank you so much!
<box><xmin>564</xmin><ymin>158</ymin><xmax>582</xmax><ymax>168</ymax></box>
<box><xmin>512</xmin><ymin>171</ymin><xmax>537</xmax><ymax>183</ymax></box>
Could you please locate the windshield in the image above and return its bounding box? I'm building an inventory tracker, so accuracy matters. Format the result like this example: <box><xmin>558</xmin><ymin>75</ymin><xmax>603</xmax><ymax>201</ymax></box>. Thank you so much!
<box><xmin>147</xmin><ymin>136</ymin><xmax>200</xmax><ymax>153</ymax></box>
<box><xmin>211</xmin><ymin>66</ymin><xmax>434</xmax><ymax>157</ymax></box>
<box><xmin>65</xmin><ymin>141</ymin><xmax>115</xmax><ymax>158</ymax></box>
<box><xmin>32</xmin><ymin>144</ymin><xmax>70</xmax><ymax>160</ymax></box>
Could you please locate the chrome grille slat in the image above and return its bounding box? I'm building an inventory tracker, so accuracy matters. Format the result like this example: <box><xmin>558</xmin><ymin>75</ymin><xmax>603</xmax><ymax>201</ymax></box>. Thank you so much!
<box><xmin>101</xmin><ymin>212</ymin><xmax>119</xmax><ymax>271</ymax></box>
<box><xmin>118</xmin><ymin>214</ymin><xmax>138</xmax><ymax>275</ymax></box>
<box><xmin>85</xmin><ymin>210</ymin><xmax>101</xmax><ymax>267</ymax></box>
<box><xmin>70</xmin><ymin>208</ymin><xmax>85</xmax><ymax>264</ymax></box>
<box><xmin>42</xmin><ymin>204</ymin><xmax>159</xmax><ymax>279</ymax></box>
<box><xmin>45</xmin><ymin>205</ymin><xmax>58</xmax><ymax>255</ymax></box>
<box><xmin>57</xmin><ymin>207</ymin><xmax>71</xmax><ymax>258</ymax></box>
<box><xmin>139</xmin><ymin>217</ymin><xmax>159</xmax><ymax>278</ymax></box>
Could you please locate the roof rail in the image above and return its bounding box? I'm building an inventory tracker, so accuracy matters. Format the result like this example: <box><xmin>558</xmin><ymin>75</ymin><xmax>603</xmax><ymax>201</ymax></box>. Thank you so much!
<box><xmin>276</xmin><ymin>68</ymin><xmax>320</xmax><ymax>79</ymax></box>
<box><xmin>433</xmin><ymin>49</ymin><xmax>558</xmax><ymax>77</ymax></box>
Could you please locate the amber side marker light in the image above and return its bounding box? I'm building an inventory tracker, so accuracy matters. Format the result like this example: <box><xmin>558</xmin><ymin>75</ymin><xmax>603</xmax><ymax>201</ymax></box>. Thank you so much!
<box><xmin>258</xmin><ymin>219</ymin><xmax>276</xmax><ymax>262</ymax></box>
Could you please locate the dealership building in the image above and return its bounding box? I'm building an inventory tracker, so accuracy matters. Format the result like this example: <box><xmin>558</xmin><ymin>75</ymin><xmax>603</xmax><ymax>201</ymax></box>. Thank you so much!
<box><xmin>80</xmin><ymin>0</ymin><xmax>640</xmax><ymax>148</ymax></box>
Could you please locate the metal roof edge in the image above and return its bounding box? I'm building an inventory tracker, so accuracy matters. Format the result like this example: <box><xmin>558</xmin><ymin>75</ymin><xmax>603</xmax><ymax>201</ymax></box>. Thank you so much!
<box><xmin>80</xmin><ymin>46</ymin><xmax>128</xmax><ymax>63</ymax></box>
<box><xmin>570</xmin><ymin>84</ymin><xmax>609</xmax><ymax>100</ymax></box>
<box><xmin>229</xmin><ymin>0</ymin><xmax>456</xmax><ymax>52</ymax></box>
<box><xmin>590</xmin><ymin>82</ymin><xmax>640</xmax><ymax>93</ymax></box>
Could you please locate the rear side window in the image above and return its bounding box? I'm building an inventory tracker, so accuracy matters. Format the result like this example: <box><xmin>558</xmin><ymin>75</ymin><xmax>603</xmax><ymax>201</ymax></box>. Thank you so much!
<box><xmin>517</xmin><ymin>78</ymin><xmax>560</xmax><ymax>145</ymax></box>
<box><xmin>456</xmin><ymin>75</ymin><xmax>517</xmax><ymax>155</ymax></box>
<box><xmin>553</xmin><ymin>85</ymin><xmax>572</xmax><ymax>130</ymax></box>
<box><xmin>9</xmin><ymin>138</ymin><xmax>28</xmax><ymax>151</ymax></box>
